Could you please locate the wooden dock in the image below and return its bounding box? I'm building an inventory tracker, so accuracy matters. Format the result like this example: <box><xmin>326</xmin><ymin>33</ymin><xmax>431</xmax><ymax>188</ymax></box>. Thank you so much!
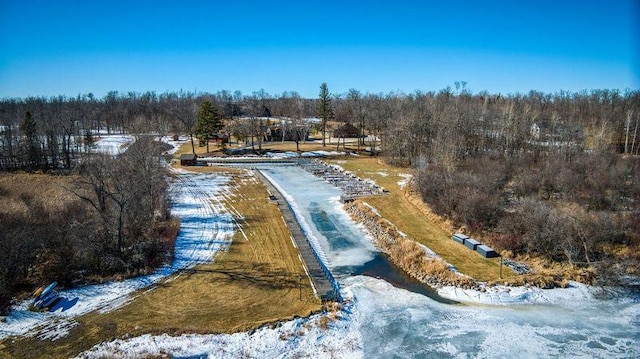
<box><xmin>254</xmin><ymin>170</ymin><xmax>341</xmax><ymax>302</ymax></box>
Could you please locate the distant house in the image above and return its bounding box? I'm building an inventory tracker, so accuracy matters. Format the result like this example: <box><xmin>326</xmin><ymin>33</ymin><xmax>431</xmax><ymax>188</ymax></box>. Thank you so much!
<box><xmin>530</xmin><ymin>120</ymin><xmax>583</xmax><ymax>143</ymax></box>
<box><xmin>266</xmin><ymin>125</ymin><xmax>309</xmax><ymax>142</ymax></box>
<box><xmin>530</xmin><ymin>123</ymin><xmax>541</xmax><ymax>140</ymax></box>
<box><xmin>334</xmin><ymin>123</ymin><xmax>360</xmax><ymax>138</ymax></box>
<box><xmin>180</xmin><ymin>153</ymin><xmax>198</xmax><ymax>166</ymax></box>
<box><xmin>211</xmin><ymin>133</ymin><xmax>229</xmax><ymax>144</ymax></box>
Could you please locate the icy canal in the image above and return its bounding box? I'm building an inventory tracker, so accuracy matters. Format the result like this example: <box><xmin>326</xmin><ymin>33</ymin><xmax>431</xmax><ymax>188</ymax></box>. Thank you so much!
<box><xmin>259</xmin><ymin>164</ymin><xmax>640</xmax><ymax>358</ymax></box>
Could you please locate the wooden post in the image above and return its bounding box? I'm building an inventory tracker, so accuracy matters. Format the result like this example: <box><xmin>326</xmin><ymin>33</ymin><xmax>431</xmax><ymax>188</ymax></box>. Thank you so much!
<box><xmin>499</xmin><ymin>256</ymin><xmax>503</xmax><ymax>279</ymax></box>
<box><xmin>298</xmin><ymin>275</ymin><xmax>302</xmax><ymax>301</ymax></box>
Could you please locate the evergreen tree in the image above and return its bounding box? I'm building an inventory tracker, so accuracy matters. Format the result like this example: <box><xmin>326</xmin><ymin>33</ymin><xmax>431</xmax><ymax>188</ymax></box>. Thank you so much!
<box><xmin>195</xmin><ymin>100</ymin><xmax>222</xmax><ymax>153</ymax></box>
<box><xmin>316</xmin><ymin>83</ymin><xmax>334</xmax><ymax>147</ymax></box>
<box><xmin>21</xmin><ymin>111</ymin><xmax>40</xmax><ymax>170</ymax></box>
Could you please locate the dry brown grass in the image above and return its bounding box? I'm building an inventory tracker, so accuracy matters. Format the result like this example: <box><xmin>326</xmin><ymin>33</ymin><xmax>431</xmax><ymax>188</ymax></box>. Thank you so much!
<box><xmin>347</xmin><ymin>201</ymin><xmax>477</xmax><ymax>288</ymax></box>
<box><xmin>328</xmin><ymin>157</ymin><xmax>510</xmax><ymax>282</ymax></box>
<box><xmin>0</xmin><ymin>168</ymin><xmax>321</xmax><ymax>359</ymax></box>
<box><xmin>0</xmin><ymin>172</ymin><xmax>79</xmax><ymax>214</ymax></box>
<box><xmin>334</xmin><ymin>157</ymin><xmax>604</xmax><ymax>287</ymax></box>
<box><xmin>488</xmin><ymin>255</ymin><xmax>598</xmax><ymax>288</ymax></box>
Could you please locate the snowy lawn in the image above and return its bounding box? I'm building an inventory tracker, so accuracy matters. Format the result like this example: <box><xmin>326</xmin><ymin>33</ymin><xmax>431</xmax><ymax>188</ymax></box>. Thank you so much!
<box><xmin>0</xmin><ymin>170</ymin><xmax>234</xmax><ymax>341</ymax></box>
<box><xmin>92</xmin><ymin>134</ymin><xmax>136</xmax><ymax>155</ymax></box>
<box><xmin>76</xmin><ymin>301</ymin><xmax>361</xmax><ymax>359</ymax></box>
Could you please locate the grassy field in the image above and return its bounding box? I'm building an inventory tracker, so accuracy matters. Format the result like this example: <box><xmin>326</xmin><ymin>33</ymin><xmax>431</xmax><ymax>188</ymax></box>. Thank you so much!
<box><xmin>325</xmin><ymin>156</ymin><xmax>512</xmax><ymax>282</ymax></box>
<box><xmin>1</xmin><ymin>167</ymin><xmax>321</xmax><ymax>359</ymax></box>
<box><xmin>0</xmin><ymin>172</ymin><xmax>80</xmax><ymax>214</ymax></box>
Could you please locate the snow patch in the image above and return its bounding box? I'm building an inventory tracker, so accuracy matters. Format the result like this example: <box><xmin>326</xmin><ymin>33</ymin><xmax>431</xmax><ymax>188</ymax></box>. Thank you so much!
<box><xmin>397</xmin><ymin>173</ymin><xmax>413</xmax><ymax>188</ymax></box>
<box><xmin>437</xmin><ymin>281</ymin><xmax>600</xmax><ymax>306</ymax></box>
<box><xmin>0</xmin><ymin>171</ymin><xmax>234</xmax><ymax>340</ymax></box>
<box><xmin>92</xmin><ymin>134</ymin><xmax>135</xmax><ymax>155</ymax></box>
<box><xmin>77</xmin><ymin>304</ymin><xmax>362</xmax><ymax>359</ymax></box>
<box><xmin>159</xmin><ymin>135</ymin><xmax>190</xmax><ymax>155</ymax></box>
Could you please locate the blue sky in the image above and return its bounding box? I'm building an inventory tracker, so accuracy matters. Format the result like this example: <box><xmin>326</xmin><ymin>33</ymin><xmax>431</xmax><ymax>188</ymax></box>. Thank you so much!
<box><xmin>0</xmin><ymin>0</ymin><xmax>637</xmax><ymax>98</ymax></box>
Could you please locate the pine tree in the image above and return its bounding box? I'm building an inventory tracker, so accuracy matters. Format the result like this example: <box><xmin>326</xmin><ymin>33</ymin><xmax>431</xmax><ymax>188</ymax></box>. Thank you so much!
<box><xmin>316</xmin><ymin>83</ymin><xmax>334</xmax><ymax>147</ymax></box>
<box><xmin>195</xmin><ymin>100</ymin><xmax>222</xmax><ymax>153</ymax></box>
<box><xmin>21</xmin><ymin>111</ymin><xmax>40</xmax><ymax>170</ymax></box>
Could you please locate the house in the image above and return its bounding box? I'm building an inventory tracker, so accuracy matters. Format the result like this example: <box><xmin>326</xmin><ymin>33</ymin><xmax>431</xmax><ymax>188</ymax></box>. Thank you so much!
<box><xmin>334</xmin><ymin>123</ymin><xmax>360</xmax><ymax>139</ymax></box>
<box><xmin>180</xmin><ymin>153</ymin><xmax>198</xmax><ymax>166</ymax></box>
<box><xmin>530</xmin><ymin>120</ymin><xmax>583</xmax><ymax>143</ymax></box>
<box><xmin>211</xmin><ymin>133</ymin><xmax>229</xmax><ymax>144</ymax></box>
<box><xmin>530</xmin><ymin>123</ymin><xmax>541</xmax><ymax>140</ymax></box>
<box><xmin>266</xmin><ymin>124</ymin><xmax>309</xmax><ymax>142</ymax></box>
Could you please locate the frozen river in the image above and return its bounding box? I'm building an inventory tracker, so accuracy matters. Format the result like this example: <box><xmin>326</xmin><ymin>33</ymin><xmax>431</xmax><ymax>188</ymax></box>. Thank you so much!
<box><xmin>260</xmin><ymin>164</ymin><xmax>640</xmax><ymax>358</ymax></box>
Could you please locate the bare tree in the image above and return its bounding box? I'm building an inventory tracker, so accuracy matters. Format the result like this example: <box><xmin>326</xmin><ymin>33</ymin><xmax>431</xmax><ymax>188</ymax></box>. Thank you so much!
<box><xmin>167</xmin><ymin>92</ymin><xmax>198</xmax><ymax>154</ymax></box>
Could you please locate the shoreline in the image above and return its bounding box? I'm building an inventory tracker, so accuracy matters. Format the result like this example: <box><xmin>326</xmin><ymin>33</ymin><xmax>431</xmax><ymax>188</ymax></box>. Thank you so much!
<box><xmin>343</xmin><ymin>199</ymin><xmax>609</xmax><ymax>306</ymax></box>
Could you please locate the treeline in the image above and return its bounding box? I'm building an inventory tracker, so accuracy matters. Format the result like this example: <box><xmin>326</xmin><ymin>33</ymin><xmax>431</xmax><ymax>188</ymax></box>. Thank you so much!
<box><xmin>384</xmin><ymin>86</ymin><xmax>640</xmax><ymax>283</ymax></box>
<box><xmin>416</xmin><ymin>155</ymin><xmax>639</xmax><ymax>267</ymax></box>
<box><xmin>2</xmin><ymin>87</ymin><xmax>639</xmax><ymax>171</ymax></box>
<box><xmin>0</xmin><ymin>90</ymin><xmax>317</xmax><ymax>171</ymax></box>
<box><xmin>0</xmin><ymin>138</ymin><xmax>177</xmax><ymax>314</ymax></box>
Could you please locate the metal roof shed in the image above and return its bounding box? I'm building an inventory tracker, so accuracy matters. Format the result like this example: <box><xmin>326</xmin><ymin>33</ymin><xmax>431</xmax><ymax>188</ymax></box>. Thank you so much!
<box><xmin>452</xmin><ymin>233</ymin><xmax>468</xmax><ymax>244</ymax></box>
<box><xmin>477</xmin><ymin>244</ymin><xmax>499</xmax><ymax>258</ymax></box>
<box><xmin>464</xmin><ymin>237</ymin><xmax>480</xmax><ymax>250</ymax></box>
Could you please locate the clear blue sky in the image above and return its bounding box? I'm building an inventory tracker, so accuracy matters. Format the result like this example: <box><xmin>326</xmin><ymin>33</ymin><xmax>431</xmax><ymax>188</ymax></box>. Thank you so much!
<box><xmin>0</xmin><ymin>0</ymin><xmax>638</xmax><ymax>98</ymax></box>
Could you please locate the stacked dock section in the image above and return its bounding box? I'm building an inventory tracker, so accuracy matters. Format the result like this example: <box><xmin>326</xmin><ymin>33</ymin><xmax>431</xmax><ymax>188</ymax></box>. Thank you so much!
<box><xmin>452</xmin><ymin>233</ymin><xmax>499</xmax><ymax>258</ymax></box>
<box><xmin>298</xmin><ymin>159</ymin><xmax>386</xmax><ymax>202</ymax></box>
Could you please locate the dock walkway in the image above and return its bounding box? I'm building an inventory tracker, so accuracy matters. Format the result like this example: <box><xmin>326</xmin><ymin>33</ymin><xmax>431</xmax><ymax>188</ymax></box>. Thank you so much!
<box><xmin>253</xmin><ymin>170</ymin><xmax>341</xmax><ymax>302</ymax></box>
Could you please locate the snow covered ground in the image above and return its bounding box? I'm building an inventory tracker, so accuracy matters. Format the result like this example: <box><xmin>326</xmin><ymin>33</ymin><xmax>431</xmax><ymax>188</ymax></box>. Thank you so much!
<box><xmin>92</xmin><ymin>134</ymin><xmax>136</xmax><ymax>155</ymax></box>
<box><xmin>397</xmin><ymin>173</ymin><xmax>413</xmax><ymax>188</ymax></box>
<box><xmin>0</xmin><ymin>170</ymin><xmax>234</xmax><ymax>341</ymax></box>
<box><xmin>77</xmin><ymin>273</ymin><xmax>639</xmax><ymax>359</ymax></box>
<box><xmin>77</xmin><ymin>301</ymin><xmax>361</xmax><ymax>359</ymax></box>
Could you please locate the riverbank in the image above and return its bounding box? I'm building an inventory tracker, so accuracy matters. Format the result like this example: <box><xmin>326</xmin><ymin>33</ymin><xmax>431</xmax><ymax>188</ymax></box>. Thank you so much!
<box><xmin>343</xmin><ymin>198</ymin><xmax>620</xmax><ymax>306</ymax></box>
<box><xmin>344</xmin><ymin>200</ymin><xmax>477</xmax><ymax>290</ymax></box>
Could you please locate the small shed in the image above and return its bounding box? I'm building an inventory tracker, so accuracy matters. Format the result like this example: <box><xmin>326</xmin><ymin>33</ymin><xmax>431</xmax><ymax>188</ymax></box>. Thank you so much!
<box><xmin>477</xmin><ymin>244</ymin><xmax>499</xmax><ymax>258</ymax></box>
<box><xmin>464</xmin><ymin>237</ymin><xmax>480</xmax><ymax>251</ymax></box>
<box><xmin>452</xmin><ymin>233</ymin><xmax>468</xmax><ymax>245</ymax></box>
<box><xmin>180</xmin><ymin>153</ymin><xmax>198</xmax><ymax>166</ymax></box>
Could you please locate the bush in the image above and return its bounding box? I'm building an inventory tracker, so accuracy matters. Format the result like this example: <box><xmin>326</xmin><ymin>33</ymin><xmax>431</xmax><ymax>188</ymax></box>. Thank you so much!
<box><xmin>416</xmin><ymin>157</ymin><xmax>506</xmax><ymax>231</ymax></box>
<box><xmin>0</xmin><ymin>170</ymin><xmax>178</xmax><ymax>314</ymax></box>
